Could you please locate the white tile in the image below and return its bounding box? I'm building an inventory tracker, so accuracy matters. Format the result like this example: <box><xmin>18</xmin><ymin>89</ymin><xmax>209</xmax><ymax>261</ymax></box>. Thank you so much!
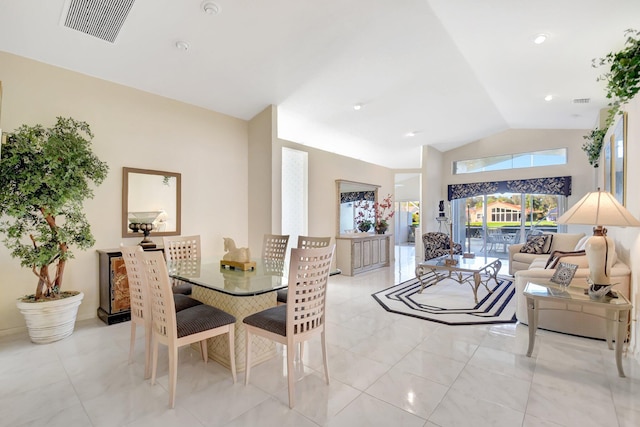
<box><xmin>429</xmin><ymin>388</ymin><xmax>524</xmax><ymax>427</ymax></box>
<box><xmin>365</xmin><ymin>371</ymin><xmax>449</xmax><ymax>419</ymax></box>
<box><xmin>392</xmin><ymin>348</ymin><xmax>466</xmax><ymax>386</ymax></box>
<box><xmin>223</xmin><ymin>397</ymin><xmax>319</xmax><ymax>427</ymax></box>
<box><xmin>325</xmin><ymin>393</ymin><xmax>425</xmax><ymax>427</ymax></box>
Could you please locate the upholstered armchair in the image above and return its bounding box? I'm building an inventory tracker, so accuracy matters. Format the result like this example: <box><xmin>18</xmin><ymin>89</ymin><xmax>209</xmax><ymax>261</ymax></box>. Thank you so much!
<box><xmin>422</xmin><ymin>232</ymin><xmax>462</xmax><ymax>261</ymax></box>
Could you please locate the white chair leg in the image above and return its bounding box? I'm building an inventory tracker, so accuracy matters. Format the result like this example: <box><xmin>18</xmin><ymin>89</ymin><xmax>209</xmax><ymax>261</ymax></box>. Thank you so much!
<box><xmin>128</xmin><ymin>322</ymin><xmax>136</xmax><ymax>364</ymax></box>
<box><xmin>321</xmin><ymin>330</ymin><xmax>330</xmax><ymax>384</ymax></box>
<box><xmin>200</xmin><ymin>340</ymin><xmax>208</xmax><ymax>362</ymax></box>
<box><xmin>151</xmin><ymin>335</ymin><xmax>158</xmax><ymax>385</ymax></box>
<box><xmin>168</xmin><ymin>346</ymin><xmax>178</xmax><ymax>408</ymax></box>
<box><xmin>228</xmin><ymin>326</ymin><xmax>237</xmax><ymax>384</ymax></box>
<box><xmin>143</xmin><ymin>325</ymin><xmax>152</xmax><ymax>380</ymax></box>
<box><xmin>286</xmin><ymin>340</ymin><xmax>296</xmax><ymax>409</ymax></box>
<box><xmin>244</xmin><ymin>327</ymin><xmax>252</xmax><ymax>385</ymax></box>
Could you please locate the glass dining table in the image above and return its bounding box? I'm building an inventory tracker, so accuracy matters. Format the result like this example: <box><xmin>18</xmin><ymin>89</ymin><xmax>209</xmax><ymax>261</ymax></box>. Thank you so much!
<box><xmin>168</xmin><ymin>258</ymin><xmax>288</xmax><ymax>371</ymax></box>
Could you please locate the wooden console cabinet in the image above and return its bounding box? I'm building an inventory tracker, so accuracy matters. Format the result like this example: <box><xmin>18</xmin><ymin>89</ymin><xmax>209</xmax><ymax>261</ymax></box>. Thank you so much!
<box><xmin>97</xmin><ymin>247</ymin><xmax>163</xmax><ymax>325</ymax></box>
<box><xmin>336</xmin><ymin>234</ymin><xmax>391</xmax><ymax>276</ymax></box>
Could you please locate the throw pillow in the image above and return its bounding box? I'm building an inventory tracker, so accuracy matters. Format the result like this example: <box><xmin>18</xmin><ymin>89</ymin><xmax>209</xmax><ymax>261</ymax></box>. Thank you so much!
<box><xmin>542</xmin><ymin>234</ymin><xmax>553</xmax><ymax>254</ymax></box>
<box><xmin>574</xmin><ymin>235</ymin><xmax>590</xmax><ymax>251</ymax></box>
<box><xmin>550</xmin><ymin>262</ymin><xmax>579</xmax><ymax>286</ymax></box>
<box><xmin>519</xmin><ymin>234</ymin><xmax>550</xmax><ymax>254</ymax></box>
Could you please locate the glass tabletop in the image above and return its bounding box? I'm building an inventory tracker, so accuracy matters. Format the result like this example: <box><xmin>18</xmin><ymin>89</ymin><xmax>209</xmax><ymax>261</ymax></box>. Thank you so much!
<box><xmin>419</xmin><ymin>255</ymin><xmax>499</xmax><ymax>271</ymax></box>
<box><xmin>524</xmin><ymin>282</ymin><xmax>631</xmax><ymax>306</ymax></box>
<box><xmin>168</xmin><ymin>258</ymin><xmax>288</xmax><ymax>297</ymax></box>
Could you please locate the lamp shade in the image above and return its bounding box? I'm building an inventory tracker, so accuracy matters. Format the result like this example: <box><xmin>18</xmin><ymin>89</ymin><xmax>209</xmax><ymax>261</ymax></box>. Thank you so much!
<box><xmin>556</xmin><ymin>190</ymin><xmax>640</xmax><ymax>227</ymax></box>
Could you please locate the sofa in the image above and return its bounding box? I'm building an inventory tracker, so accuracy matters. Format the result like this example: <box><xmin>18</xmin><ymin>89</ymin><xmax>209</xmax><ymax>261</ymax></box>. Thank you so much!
<box><xmin>511</xmin><ymin>232</ymin><xmax>631</xmax><ymax>339</ymax></box>
<box><xmin>508</xmin><ymin>232</ymin><xmax>586</xmax><ymax>275</ymax></box>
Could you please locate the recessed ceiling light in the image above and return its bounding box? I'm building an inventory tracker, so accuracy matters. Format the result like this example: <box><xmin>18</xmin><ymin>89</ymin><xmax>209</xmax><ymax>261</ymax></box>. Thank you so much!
<box><xmin>175</xmin><ymin>40</ymin><xmax>190</xmax><ymax>51</ymax></box>
<box><xmin>202</xmin><ymin>1</ymin><xmax>220</xmax><ymax>14</ymax></box>
<box><xmin>544</xmin><ymin>94</ymin><xmax>553</xmax><ymax>101</ymax></box>
<box><xmin>533</xmin><ymin>34</ymin><xmax>547</xmax><ymax>44</ymax></box>
<box><xmin>353</xmin><ymin>104</ymin><xmax>363</xmax><ymax>111</ymax></box>
<box><xmin>406</xmin><ymin>131</ymin><xmax>418</xmax><ymax>137</ymax></box>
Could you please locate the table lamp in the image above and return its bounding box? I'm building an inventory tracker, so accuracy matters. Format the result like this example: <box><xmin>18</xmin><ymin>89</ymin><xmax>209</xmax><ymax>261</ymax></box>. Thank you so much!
<box><xmin>556</xmin><ymin>189</ymin><xmax>640</xmax><ymax>289</ymax></box>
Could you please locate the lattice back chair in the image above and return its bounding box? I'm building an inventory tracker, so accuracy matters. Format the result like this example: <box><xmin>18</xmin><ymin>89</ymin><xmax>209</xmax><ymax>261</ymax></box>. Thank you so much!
<box><xmin>244</xmin><ymin>245</ymin><xmax>335</xmax><ymax>408</ymax></box>
<box><xmin>262</xmin><ymin>234</ymin><xmax>290</xmax><ymax>261</ymax></box>
<box><xmin>162</xmin><ymin>235</ymin><xmax>201</xmax><ymax>295</ymax></box>
<box><xmin>121</xmin><ymin>246</ymin><xmax>203</xmax><ymax>380</ymax></box>
<box><xmin>277</xmin><ymin>236</ymin><xmax>332</xmax><ymax>305</ymax></box>
<box><xmin>142</xmin><ymin>251</ymin><xmax>237</xmax><ymax>408</ymax></box>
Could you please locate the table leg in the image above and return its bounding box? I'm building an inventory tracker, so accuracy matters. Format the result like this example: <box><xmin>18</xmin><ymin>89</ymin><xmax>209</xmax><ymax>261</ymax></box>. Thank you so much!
<box><xmin>472</xmin><ymin>272</ymin><xmax>480</xmax><ymax>304</ymax></box>
<box><xmin>526</xmin><ymin>296</ymin><xmax>537</xmax><ymax>357</ymax></box>
<box><xmin>605</xmin><ymin>309</ymin><xmax>614</xmax><ymax>350</ymax></box>
<box><xmin>615</xmin><ymin>309</ymin><xmax>628</xmax><ymax>378</ymax></box>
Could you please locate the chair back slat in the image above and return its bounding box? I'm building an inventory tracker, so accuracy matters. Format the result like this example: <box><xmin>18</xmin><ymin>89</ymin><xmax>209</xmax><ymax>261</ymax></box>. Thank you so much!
<box><xmin>286</xmin><ymin>246</ymin><xmax>335</xmax><ymax>338</ymax></box>
<box><xmin>297</xmin><ymin>236</ymin><xmax>331</xmax><ymax>249</ymax></box>
<box><xmin>120</xmin><ymin>245</ymin><xmax>148</xmax><ymax>323</ymax></box>
<box><xmin>262</xmin><ymin>234</ymin><xmax>290</xmax><ymax>261</ymax></box>
<box><xmin>163</xmin><ymin>235</ymin><xmax>201</xmax><ymax>262</ymax></box>
<box><xmin>142</xmin><ymin>251</ymin><xmax>178</xmax><ymax>342</ymax></box>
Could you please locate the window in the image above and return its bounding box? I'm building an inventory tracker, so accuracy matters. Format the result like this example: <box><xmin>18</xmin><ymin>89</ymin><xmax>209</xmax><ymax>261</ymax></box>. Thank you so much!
<box><xmin>453</xmin><ymin>149</ymin><xmax>567</xmax><ymax>175</ymax></box>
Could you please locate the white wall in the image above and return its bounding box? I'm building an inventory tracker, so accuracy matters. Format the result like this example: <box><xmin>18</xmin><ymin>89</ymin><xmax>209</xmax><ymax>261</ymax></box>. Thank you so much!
<box><xmin>0</xmin><ymin>51</ymin><xmax>249</xmax><ymax>334</ymax></box>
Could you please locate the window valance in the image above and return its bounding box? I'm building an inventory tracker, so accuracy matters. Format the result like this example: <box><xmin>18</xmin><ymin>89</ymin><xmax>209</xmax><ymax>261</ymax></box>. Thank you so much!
<box><xmin>340</xmin><ymin>191</ymin><xmax>376</xmax><ymax>204</ymax></box>
<box><xmin>447</xmin><ymin>176</ymin><xmax>572</xmax><ymax>200</ymax></box>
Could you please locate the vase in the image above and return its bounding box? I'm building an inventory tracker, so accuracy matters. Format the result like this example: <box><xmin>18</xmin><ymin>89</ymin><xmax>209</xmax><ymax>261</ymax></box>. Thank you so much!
<box><xmin>358</xmin><ymin>223</ymin><xmax>371</xmax><ymax>232</ymax></box>
<box><xmin>375</xmin><ymin>223</ymin><xmax>388</xmax><ymax>234</ymax></box>
<box><xmin>16</xmin><ymin>291</ymin><xmax>84</xmax><ymax>344</ymax></box>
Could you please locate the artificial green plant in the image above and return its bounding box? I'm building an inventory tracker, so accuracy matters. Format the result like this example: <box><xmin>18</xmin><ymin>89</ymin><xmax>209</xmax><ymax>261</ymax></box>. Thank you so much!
<box><xmin>0</xmin><ymin>117</ymin><xmax>108</xmax><ymax>300</ymax></box>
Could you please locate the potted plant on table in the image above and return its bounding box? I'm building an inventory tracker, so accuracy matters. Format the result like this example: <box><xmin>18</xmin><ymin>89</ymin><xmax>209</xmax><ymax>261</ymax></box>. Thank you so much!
<box><xmin>0</xmin><ymin>117</ymin><xmax>108</xmax><ymax>343</ymax></box>
<box><xmin>374</xmin><ymin>193</ymin><xmax>395</xmax><ymax>234</ymax></box>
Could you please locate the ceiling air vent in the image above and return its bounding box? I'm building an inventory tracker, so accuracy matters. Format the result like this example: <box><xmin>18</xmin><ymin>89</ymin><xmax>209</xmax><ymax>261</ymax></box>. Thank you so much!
<box><xmin>571</xmin><ymin>98</ymin><xmax>591</xmax><ymax>104</ymax></box>
<box><xmin>63</xmin><ymin>0</ymin><xmax>136</xmax><ymax>43</ymax></box>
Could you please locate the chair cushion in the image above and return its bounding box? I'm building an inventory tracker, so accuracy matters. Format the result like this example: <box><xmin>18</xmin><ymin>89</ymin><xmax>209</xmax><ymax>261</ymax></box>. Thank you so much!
<box><xmin>276</xmin><ymin>289</ymin><xmax>288</xmax><ymax>304</ymax></box>
<box><xmin>176</xmin><ymin>305</ymin><xmax>236</xmax><ymax>338</ymax></box>
<box><xmin>243</xmin><ymin>305</ymin><xmax>286</xmax><ymax>337</ymax></box>
<box><xmin>171</xmin><ymin>280</ymin><xmax>192</xmax><ymax>295</ymax></box>
<box><xmin>519</xmin><ymin>234</ymin><xmax>550</xmax><ymax>254</ymax></box>
<box><xmin>544</xmin><ymin>250</ymin><xmax>587</xmax><ymax>269</ymax></box>
<box><xmin>173</xmin><ymin>294</ymin><xmax>203</xmax><ymax>312</ymax></box>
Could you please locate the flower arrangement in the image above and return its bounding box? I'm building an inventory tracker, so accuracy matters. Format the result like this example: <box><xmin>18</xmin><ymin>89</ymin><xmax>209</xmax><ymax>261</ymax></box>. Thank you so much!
<box><xmin>353</xmin><ymin>193</ymin><xmax>395</xmax><ymax>233</ymax></box>
<box><xmin>374</xmin><ymin>193</ymin><xmax>395</xmax><ymax>227</ymax></box>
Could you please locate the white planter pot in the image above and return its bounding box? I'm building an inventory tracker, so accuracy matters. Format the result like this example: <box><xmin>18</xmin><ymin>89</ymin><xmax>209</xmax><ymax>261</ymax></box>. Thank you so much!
<box><xmin>16</xmin><ymin>292</ymin><xmax>84</xmax><ymax>344</ymax></box>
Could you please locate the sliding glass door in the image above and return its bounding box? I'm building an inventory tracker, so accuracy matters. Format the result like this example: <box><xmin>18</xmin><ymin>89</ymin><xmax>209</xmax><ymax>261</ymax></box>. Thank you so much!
<box><xmin>452</xmin><ymin>193</ymin><xmax>564</xmax><ymax>259</ymax></box>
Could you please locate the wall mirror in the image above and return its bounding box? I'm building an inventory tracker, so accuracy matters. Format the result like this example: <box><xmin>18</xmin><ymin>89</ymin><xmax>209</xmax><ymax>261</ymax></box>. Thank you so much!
<box><xmin>336</xmin><ymin>179</ymin><xmax>379</xmax><ymax>235</ymax></box>
<box><xmin>122</xmin><ymin>167</ymin><xmax>181</xmax><ymax>238</ymax></box>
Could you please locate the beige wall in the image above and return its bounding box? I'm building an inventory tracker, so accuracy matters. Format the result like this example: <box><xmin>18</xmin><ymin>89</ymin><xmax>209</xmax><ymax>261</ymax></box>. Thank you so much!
<box><xmin>0</xmin><ymin>51</ymin><xmax>396</xmax><ymax>335</ymax></box>
<box><xmin>602</xmin><ymin>99</ymin><xmax>640</xmax><ymax>358</ymax></box>
<box><xmin>0</xmin><ymin>51</ymin><xmax>250</xmax><ymax>334</ymax></box>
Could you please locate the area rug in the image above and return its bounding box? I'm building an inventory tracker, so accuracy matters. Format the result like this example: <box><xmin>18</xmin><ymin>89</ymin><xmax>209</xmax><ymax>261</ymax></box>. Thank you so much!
<box><xmin>372</xmin><ymin>276</ymin><xmax>517</xmax><ymax>326</ymax></box>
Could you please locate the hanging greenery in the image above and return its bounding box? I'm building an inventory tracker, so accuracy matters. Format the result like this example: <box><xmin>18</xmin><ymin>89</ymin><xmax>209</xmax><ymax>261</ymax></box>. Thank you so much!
<box><xmin>581</xmin><ymin>128</ymin><xmax>607</xmax><ymax>167</ymax></box>
<box><xmin>583</xmin><ymin>29</ymin><xmax>640</xmax><ymax>166</ymax></box>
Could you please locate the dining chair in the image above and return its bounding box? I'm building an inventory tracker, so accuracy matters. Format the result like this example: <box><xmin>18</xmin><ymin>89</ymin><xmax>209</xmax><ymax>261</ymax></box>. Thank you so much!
<box><xmin>162</xmin><ymin>235</ymin><xmax>201</xmax><ymax>295</ymax></box>
<box><xmin>244</xmin><ymin>245</ymin><xmax>335</xmax><ymax>408</ymax></box>
<box><xmin>277</xmin><ymin>236</ymin><xmax>331</xmax><ymax>305</ymax></box>
<box><xmin>141</xmin><ymin>250</ymin><xmax>237</xmax><ymax>408</ymax></box>
<box><xmin>262</xmin><ymin>234</ymin><xmax>290</xmax><ymax>261</ymax></box>
<box><xmin>120</xmin><ymin>245</ymin><xmax>203</xmax><ymax>380</ymax></box>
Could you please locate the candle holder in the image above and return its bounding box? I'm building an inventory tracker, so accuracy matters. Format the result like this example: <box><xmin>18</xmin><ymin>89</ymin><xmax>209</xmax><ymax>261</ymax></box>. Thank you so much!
<box><xmin>128</xmin><ymin>222</ymin><xmax>156</xmax><ymax>248</ymax></box>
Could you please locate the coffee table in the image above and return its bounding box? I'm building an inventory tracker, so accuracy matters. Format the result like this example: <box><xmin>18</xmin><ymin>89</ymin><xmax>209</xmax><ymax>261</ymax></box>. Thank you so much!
<box><xmin>415</xmin><ymin>255</ymin><xmax>501</xmax><ymax>303</ymax></box>
<box><xmin>523</xmin><ymin>282</ymin><xmax>632</xmax><ymax>377</ymax></box>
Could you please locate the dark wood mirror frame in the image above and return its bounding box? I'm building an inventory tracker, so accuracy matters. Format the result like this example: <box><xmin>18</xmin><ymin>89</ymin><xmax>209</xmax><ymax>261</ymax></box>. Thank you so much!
<box><xmin>122</xmin><ymin>167</ymin><xmax>182</xmax><ymax>238</ymax></box>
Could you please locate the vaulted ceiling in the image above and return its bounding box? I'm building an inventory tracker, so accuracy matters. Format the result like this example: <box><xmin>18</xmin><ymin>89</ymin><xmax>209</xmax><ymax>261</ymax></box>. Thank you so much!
<box><xmin>0</xmin><ymin>0</ymin><xmax>638</xmax><ymax>168</ymax></box>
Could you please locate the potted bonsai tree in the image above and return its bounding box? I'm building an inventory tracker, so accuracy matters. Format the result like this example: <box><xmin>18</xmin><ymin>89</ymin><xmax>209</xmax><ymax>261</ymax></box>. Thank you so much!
<box><xmin>0</xmin><ymin>117</ymin><xmax>108</xmax><ymax>343</ymax></box>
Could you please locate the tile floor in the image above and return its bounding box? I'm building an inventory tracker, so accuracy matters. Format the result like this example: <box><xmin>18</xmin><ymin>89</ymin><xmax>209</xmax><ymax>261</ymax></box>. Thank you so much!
<box><xmin>1</xmin><ymin>246</ymin><xmax>639</xmax><ymax>427</ymax></box>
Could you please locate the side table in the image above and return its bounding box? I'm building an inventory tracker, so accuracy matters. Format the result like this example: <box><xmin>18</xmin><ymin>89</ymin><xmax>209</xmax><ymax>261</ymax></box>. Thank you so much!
<box><xmin>523</xmin><ymin>282</ymin><xmax>632</xmax><ymax>377</ymax></box>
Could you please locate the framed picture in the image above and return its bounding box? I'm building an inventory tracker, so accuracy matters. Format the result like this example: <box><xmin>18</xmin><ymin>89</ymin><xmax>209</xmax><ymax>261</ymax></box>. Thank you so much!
<box><xmin>603</xmin><ymin>135</ymin><xmax>612</xmax><ymax>194</ymax></box>
<box><xmin>612</xmin><ymin>112</ymin><xmax>627</xmax><ymax>206</ymax></box>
